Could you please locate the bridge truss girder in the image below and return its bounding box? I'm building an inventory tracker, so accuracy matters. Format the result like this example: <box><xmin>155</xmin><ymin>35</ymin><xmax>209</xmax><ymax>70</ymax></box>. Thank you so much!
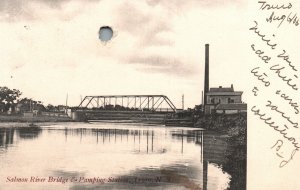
<box><xmin>78</xmin><ymin>95</ymin><xmax>177</xmax><ymax>112</ymax></box>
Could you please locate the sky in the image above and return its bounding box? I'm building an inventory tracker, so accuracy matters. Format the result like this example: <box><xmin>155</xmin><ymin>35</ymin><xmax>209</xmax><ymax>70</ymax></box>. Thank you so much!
<box><xmin>0</xmin><ymin>0</ymin><xmax>249</xmax><ymax>108</ymax></box>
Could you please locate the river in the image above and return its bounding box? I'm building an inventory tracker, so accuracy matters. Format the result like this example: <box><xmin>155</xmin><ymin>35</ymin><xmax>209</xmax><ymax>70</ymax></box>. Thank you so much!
<box><xmin>0</xmin><ymin>122</ymin><xmax>233</xmax><ymax>190</ymax></box>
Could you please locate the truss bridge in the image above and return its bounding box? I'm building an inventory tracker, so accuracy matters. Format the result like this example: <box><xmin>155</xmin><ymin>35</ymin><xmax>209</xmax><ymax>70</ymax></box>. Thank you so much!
<box><xmin>78</xmin><ymin>95</ymin><xmax>177</xmax><ymax>112</ymax></box>
<box><xmin>73</xmin><ymin>95</ymin><xmax>178</xmax><ymax>123</ymax></box>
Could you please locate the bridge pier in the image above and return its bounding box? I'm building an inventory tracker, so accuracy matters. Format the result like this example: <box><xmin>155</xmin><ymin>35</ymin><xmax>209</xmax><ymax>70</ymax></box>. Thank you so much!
<box><xmin>71</xmin><ymin>111</ymin><xmax>87</xmax><ymax>122</ymax></box>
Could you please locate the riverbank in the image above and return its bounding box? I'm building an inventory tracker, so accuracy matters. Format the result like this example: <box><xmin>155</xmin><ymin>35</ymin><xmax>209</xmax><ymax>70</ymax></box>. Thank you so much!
<box><xmin>195</xmin><ymin>113</ymin><xmax>247</xmax><ymax>190</ymax></box>
<box><xmin>0</xmin><ymin>121</ymin><xmax>82</xmax><ymax>128</ymax></box>
<box><xmin>195</xmin><ymin>113</ymin><xmax>246</xmax><ymax>133</ymax></box>
<box><xmin>0</xmin><ymin>114</ymin><xmax>76</xmax><ymax>128</ymax></box>
<box><xmin>0</xmin><ymin>114</ymin><xmax>72</xmax><ymax>122</ymax></box>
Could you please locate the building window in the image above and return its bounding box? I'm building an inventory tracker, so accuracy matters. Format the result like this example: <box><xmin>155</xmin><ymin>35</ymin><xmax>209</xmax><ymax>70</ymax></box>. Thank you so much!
<box><xmin>228</xmin><ymin>98</ymin><xmax>234</xmax><ymax>103</ymax></box>
<box><xmin>211</xmin><ymin>98</ymin><xmax>215</xmax><ymax>104</ymax></box>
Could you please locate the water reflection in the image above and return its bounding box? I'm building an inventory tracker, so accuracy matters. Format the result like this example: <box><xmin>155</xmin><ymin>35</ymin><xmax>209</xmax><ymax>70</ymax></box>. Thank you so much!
<box><xmin>18</xmin><ymin>127</ymin><xmax>42</xmax><ymax>139</ymax></box>
<box><xmin>0</xmin><ymin>127</ymin><xmax>43</xmax><ymax>151</ymax></box>
<box><xmin>46</xmin><ymin>127</ymin><xmax>206</xmax><ymax>157</ymax></box>
<box><xmin>0</xmin><ymin>124</ymin><xmax>244</xmax><ymax>190</ymax></box>
<box><xmin>0</xmin><ymin>128</ymin><xmax>15</xmax><ymax>148</ymax></box>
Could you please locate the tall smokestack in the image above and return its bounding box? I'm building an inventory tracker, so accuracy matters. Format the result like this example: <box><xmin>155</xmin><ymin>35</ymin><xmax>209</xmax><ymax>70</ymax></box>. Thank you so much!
<box><xmin>204</xmin><ymin>44</ymin><xmax>209</xmax><ymax>105</ymax></box>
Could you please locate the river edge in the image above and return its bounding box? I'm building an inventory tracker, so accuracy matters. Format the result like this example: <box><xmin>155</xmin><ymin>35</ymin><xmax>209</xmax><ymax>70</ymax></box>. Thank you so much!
<box><xmin>0</xmin><ymin>121</ymin><xmax>81</xmax><ymax>128</ymax></box>
<box><xmin>195</xmin><ymin>114</ymin><xmax>247</xmax><ymax>190</ymax></box>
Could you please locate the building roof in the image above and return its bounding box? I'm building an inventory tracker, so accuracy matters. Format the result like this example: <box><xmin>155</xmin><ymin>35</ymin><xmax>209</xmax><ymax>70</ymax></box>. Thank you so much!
<box><xmin>206</xmin><ymin>91</ymin><xmax>243</xmax><ymax>96</ymax></box>
<box><xmin>207</xmin><ymin>85</ymin><xmax>243</xmax><ymax>96</ymax></box>
<box><xmin>216</xmin><ymin>103</ymin><xmax>247</xmax><ymax>110</ymax></box>
<box><xmin>210</xmin><ymin>87</ymin><xmax>233</xmax><ymax>92</ymax></box>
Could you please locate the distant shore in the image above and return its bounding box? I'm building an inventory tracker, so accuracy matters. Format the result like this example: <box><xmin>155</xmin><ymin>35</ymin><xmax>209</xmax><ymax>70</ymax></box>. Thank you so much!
<box><xmin>0</xmin><ymin>114</ymin><xmax>76</xmax><ymax>128</ymax></box>
<box><xmin>0</xmin><ymin>114</ymin><xmax>72</xmax><ymax>122</ymax></box>
<box><xmin>0</xmin><ymin>121</ymin><xmax>82</xmax><ymax>128</ymax></box>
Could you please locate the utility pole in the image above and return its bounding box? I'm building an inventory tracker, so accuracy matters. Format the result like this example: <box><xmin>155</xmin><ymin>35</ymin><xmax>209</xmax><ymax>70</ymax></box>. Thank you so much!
<box><xmin>182</xmin><ymin>94</ymin><xmax>184</xmax><ymax>110</ymax></box>
<box><xmin>65</xmin><ymin>93</ymin><xmax>68</xmax><ymax>113</ymax></box>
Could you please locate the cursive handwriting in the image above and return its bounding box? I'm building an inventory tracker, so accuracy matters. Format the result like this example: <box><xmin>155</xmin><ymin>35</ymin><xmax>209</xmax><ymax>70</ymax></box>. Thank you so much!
<box><xmin>271</xmin><ymin>140</ymin><xmax>298</xmax><ymax>168</ymax></box>
<box><xmin>269</xmin><ymin>64</ymin><xmax>298</xmax><ymax>90</ymax></box>
<box><xmin>275</xmin><ymin>90</ymin><xmax>299</xmax><ymax>114</ymax></box>
<box><xmin>271</xmin><ymin>140</ymin><xmax>284</xmax><ymax>151</ymax></box>
<box><xmin>266</xmin><ymin>11</ymin><xmax>299</xmax><ymax>28</ymax></box>
<box><xmin>266</xmin><ymin>100</ymin><xmax>298</xmax><ymax>128</ymax></box>
<box><xmin>251</xmin><ymin>0</ymin><xmax>299</xmax><ymax>168</ymax></box>
<box><xmin>251</xmin><ymin>44</ymin><xmax>272</xmax><ymax>63</ymax></box>
<box><xmin>279</xmin><ymin>149</ymin><xmax>298</xmax><ymax>168</ymax></box>
<box><xmin>258</xmin><ymin>1</ymin><xmax>292</xmax><ymax>10</ymax></box>
<box><xmin>249</xmin><ymin>21</ymin><xmax>277</xmax><ymax>49</ymax></box>
<box><xmin>251</xmin><ymin>106</ymin><xmax>300</xmax><ymax>150</ymax></box>
<box><xmin>271</xmin><ymin>140</ymin><xmax>284</xmax><ymax>158</ymax></box>
<box><xmin>251</xmin><ymin>67</ymin><xmax>271</xmax><ymax>87</ymax></box>
<box><xmin>252</xmin><ymin>86</ymin><xmax>259</xmax><ymax>96</ymax></box>
<box><xmin>277</xmin><ymin>50</ymin><xmax>297</xmax><ymax>71</ymax></box>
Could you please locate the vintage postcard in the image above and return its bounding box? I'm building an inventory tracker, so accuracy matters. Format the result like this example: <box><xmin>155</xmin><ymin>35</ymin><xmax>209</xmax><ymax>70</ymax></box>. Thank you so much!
<box><xmin>0</xmin><ymin>0</ymin><xmax>299</xmax><ymax>190</ymax></box>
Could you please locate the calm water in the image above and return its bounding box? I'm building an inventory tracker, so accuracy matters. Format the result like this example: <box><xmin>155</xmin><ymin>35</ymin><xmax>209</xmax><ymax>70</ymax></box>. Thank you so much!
<box><xmin>0</xmin><ymin>123</ymin><xmax>232</xmax><ymax>190</ymax></box>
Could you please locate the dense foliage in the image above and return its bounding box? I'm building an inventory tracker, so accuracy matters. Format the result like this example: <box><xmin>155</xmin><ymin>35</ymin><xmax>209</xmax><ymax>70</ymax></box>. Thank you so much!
<box><xmin>0</xmin><ymin>86</ymin><xmax>45</xmax><ymax>113</ymax></box>
<box><xmin>0</xmin><ymin>86</ymin><xmax>22</xmax><ymax>112</ymax></box>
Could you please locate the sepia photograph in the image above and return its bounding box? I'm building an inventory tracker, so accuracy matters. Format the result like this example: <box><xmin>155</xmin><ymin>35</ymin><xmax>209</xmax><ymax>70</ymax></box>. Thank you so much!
<box><xmin>3</xmin><ymin>0</ymin><xmax>299</xmax><ymax>189</ymax></box>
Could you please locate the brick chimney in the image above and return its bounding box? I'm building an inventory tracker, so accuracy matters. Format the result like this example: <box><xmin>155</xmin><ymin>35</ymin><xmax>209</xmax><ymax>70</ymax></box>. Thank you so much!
<box><xmin>204</xmin><ymin>44</ymin><xmax>209</xmax><ymax>106</ymax></box>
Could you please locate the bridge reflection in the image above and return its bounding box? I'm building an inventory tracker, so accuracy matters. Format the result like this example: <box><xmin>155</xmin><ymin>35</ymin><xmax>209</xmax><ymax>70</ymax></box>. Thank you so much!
<box><xmin>49</xmin><ymin>127</ymin><xmax>219</xmax><ymax>190</ymax></box>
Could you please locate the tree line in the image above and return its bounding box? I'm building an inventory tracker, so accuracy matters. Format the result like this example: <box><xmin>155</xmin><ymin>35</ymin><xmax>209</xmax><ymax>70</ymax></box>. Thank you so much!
<box><xmin>0</xmin><ymin>86</ymin><xmax>64</xmax><ymax>113</ymax></box>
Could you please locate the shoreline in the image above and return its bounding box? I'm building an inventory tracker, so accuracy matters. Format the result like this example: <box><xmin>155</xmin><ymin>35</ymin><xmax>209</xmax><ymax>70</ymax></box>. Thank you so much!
<box><xmin>0</xmin><ymin>121</ymin><xmax>199</xmax><ymax>129</ymax></box>
<box><xmin>0</xmin><ymin>121</ymin><xmax>81</xmax><ymax>128</ymax></box>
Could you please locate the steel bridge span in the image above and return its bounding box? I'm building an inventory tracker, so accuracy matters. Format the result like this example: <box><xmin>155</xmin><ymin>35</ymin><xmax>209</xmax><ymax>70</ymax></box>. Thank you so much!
<box><xmin>78</xmin><ymin>95</ymin><xmax>177</xmax><ymax>113</ymax></box>
<box><xmin>71</xmin><ymin>95</ymin><xmax>180</xmax><ymax>123</ymax></box>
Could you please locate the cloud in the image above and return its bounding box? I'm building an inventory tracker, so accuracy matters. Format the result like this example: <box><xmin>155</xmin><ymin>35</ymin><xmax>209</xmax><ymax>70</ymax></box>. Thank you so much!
<box><xmin>107</xmin><ymin>1</ymin><xmax>185</xmax><ymax>76</ymax></box>
<box><xmin>0</xmin><ymin>0</ymin><xmax>101</xmax><ymax>21</ymax></box>
<box><xmin>138</xmin><ymin>21</ymin><xmax>174</xmax><ymax>47</ymax></box>
<box><xmin>146</xmin><ymin>0</ymin><xmax>244</xmax><ymax>8</ymax></box>
<box><xmin>113</xmin><ymin>1</ymin><xmax>174</xmax><ymax>47</ymax></box>
<box><xmin>0</xmin><ymin>0</ymin><xmax>33</xmax><ymax>21</ymax></box>
<box><xmin>0</xmin><ymin>0</ymin><xmax>231</xmax><ymax>78</ymax></box>
<box><xmin>129</xmin><ymin>55</ymin><xmax>197</xmax><ymax>76</ymax></box>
